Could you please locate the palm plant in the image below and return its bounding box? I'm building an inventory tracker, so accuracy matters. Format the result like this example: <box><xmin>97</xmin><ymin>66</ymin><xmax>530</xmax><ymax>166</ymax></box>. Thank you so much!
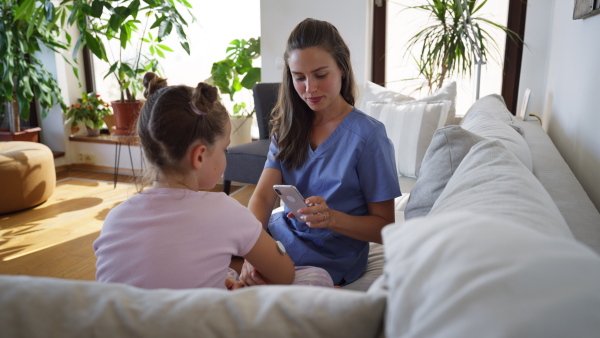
<box><xmin>404</xmin><ymin>0</ymin><xmax>520</xmax><ymax>91</ymax></box>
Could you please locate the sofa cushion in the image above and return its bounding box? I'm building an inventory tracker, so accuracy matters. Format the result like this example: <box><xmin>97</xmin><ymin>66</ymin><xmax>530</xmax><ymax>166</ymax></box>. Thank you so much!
<box><xmin>460</xmin><ymin>110</ymin><xmax>533</xmax><ymax>171</ymax></box>
<box><xmin>342</xmin><ymin>243</ymin><xmax>385</xmax><ymax>292</ymax></box>
<box><xmin>366</xmin><ymin>100</ymin><xmax>450</xmax><ymax>178</ymax></box>
<box><xmin>518</xmin><ymin>119</ymin><xmax>600</xmax><ymax>254</ymax></box>
<box><xmin>430</xmin><ymin>139</ymin><xmax>572</xmax><ymax>238</ymax></box>
<box><xmin>404</xmin><ymin>126</ymin><xmax>485</xmax><ymax>219</ymax></box>
<box><xmin>0</xmin><ymin>275</ymin><xmax>385</xmax><ymax>337</ymax></box>
<box><xmin>380</xmin><ymin>211</ymin><xmax>600</xmax><ymax>338</ymax></box>
<box><xmin>464</xmin><ymin>93</ymin><xmax>523</xmax><ymax>134</ymax></box>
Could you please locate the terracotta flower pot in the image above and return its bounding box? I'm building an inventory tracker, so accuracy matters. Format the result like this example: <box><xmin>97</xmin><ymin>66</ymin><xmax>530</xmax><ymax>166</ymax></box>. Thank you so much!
<box><xmin>0</xmin><ymin>127</ymin><xmax>42</xmax><ymax>142</ymax></box>
<box><xmin>111</xmin><ymin>101</ymin><xmax>144</xmax><ymax>135</ymax></box>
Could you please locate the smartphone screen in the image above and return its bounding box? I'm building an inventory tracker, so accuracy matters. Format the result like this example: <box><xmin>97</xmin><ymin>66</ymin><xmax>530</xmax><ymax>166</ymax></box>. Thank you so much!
<box><xmin>273</xmin><ymin>185</ymin><xmax>312</xmax><ymax>221</ymax></box>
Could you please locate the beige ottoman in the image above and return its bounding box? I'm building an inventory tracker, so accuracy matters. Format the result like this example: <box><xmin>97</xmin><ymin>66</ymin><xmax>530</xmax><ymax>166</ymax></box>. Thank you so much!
<box><xmin>0</xmin><ymin>142</ymin><xmax>56</xmax><ymax>214</ymax></box>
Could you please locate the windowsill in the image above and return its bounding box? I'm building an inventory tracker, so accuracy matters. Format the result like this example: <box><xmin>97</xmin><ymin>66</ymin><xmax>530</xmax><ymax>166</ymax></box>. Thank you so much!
<box><xmin>69</xmin><ymin>134</ymin><xmax>139</xmax><ymax>145</ymax></box>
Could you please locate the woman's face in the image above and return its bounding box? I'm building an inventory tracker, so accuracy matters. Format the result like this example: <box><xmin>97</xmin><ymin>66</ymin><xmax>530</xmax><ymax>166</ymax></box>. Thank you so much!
<box><xmin>288</xmin><ymin>47</ymin><xmax>344</xmax><ymax>112</ymax></box>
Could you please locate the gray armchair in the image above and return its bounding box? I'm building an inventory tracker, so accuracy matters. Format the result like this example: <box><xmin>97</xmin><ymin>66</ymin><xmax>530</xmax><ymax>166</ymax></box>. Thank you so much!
<box><xmin>223</xmin><ymin>83</ymin><xmax>280</xmax><ymax>194</ymax></box>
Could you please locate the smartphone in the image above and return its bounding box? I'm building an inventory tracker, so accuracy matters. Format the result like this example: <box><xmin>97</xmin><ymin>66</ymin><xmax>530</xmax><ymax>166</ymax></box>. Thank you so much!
<box><xmin>273</xmin><ymin>185</ymin><xmax>312</xmax><ymax>221</ymax></box>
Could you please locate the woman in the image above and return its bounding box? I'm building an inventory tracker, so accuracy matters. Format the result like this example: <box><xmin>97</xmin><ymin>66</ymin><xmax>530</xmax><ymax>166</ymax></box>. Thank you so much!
<box><xmin>242</xmin><ymin>18</ymin><xmax>401</xmax><ymax>286</ymax></box>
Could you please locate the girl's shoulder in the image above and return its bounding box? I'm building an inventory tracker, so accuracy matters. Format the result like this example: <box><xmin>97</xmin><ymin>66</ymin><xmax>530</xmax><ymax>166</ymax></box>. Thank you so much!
<box><xmin>105</xmin><ymin>189</ymin><xmax>258</xmax><ymax>229</ymax></box>
<box><xmin>112</xmin><ymin>189</ymin><xmax>244</xmax><ymax>212</ymax></box>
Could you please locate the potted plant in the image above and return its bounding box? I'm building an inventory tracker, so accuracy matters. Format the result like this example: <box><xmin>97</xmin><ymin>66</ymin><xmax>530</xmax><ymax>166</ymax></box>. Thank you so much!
<box><xmin>206</xmin><ymin>37</ymin><xmax>261</xmax><ymax>146</ymax></box>
<box><xmin>0</xmin><ymin>0</ymin><xmax>67</xmax><ymax>142</ymax></box>
<box><xmin>403</xmin><ymin>0</ymin><xmax>520</xmax><ymax>93</ymax></box>
<box><xmin>65</xmin><ymin>92</ymin><xmax>112</xmax><ymax>136</ymax></box>
<box><xmin>56</xmin><ymin>0</ymin><xmax>194</xmax><ymax>135</ymax></box>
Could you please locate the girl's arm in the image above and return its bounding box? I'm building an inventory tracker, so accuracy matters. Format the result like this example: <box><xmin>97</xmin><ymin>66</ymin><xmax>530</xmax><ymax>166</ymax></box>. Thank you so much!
<box><xmin>296</xmin><ymin>198</ymin><xmax>395</xmax><ymax>244</ymax></box>
<box><xmin>243</xmin><ymin>230</ymin><xmax>295</xmax><ymax>285</ymax></box>
<box><xmin>248</xmin><ymin>168</ymin><xmax>282</xmax><ymax>229</ymax></box>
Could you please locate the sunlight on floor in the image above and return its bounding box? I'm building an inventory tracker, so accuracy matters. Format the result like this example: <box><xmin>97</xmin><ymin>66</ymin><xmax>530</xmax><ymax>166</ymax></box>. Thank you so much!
<box><xmin>0</xmin><ymin>179</ymin><xmax>136</xmax><ymax>262</ymax></box>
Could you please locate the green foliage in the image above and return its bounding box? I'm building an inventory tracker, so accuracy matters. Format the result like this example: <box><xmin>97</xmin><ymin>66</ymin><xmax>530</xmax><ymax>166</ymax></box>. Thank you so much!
<box><xmin>65</xmin><ymin>92</ymin><xmax>112</xmax><ymax>129</ymax></box>
<box><xmin>0</xmin><ymin>0</ymin><xmax>68</xmax><ymax>125</ymax></box>
<box><xmin>52</xmin><ymin>0</ymin><xmax>194</xmax><ymax>103</ymax></box>
<box><xmin>404</xmin><ymin>0</ymin><xmax>520</xmax><ymax>91</ymax></box>
<box><xmin>207</xmin><ymin>38</ymin><xmax>261</xmax><ymax>117</ymax></box>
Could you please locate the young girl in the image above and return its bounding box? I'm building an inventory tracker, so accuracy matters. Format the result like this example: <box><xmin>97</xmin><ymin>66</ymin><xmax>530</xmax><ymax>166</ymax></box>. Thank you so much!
<box><xmin>94</xmin><ymin>73</ymin><xmax>332</xmax><ymax>290</ymax></box>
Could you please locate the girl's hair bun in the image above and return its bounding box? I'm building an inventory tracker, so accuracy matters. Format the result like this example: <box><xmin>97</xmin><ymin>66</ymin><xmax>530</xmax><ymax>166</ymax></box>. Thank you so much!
<box><xmin>143</xmin><ymin>72</ymin><xmax>168</xmax><ymax>99</ymax></box>
<box><xmin>192</xmin><ymin>82</ymin><xmax>219</xmax><ymax>112</ymax></box>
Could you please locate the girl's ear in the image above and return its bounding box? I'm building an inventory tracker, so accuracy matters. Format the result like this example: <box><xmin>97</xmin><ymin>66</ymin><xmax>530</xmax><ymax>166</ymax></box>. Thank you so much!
<box><xmin>190</xmin><ymin>144</ymin><xmax>207</xmax><ymax>170</ymax></box>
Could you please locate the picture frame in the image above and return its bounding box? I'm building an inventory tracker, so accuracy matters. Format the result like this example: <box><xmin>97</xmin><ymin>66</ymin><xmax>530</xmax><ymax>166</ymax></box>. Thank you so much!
<box><xmin>573</xmin><ymin>0</ymin><xmax>600</xmax><ymax>20</ymax></box>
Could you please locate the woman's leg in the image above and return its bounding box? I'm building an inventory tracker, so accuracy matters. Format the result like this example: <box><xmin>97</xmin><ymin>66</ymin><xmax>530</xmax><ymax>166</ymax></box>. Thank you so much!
<box><xmin>291</xmin><ymin>266</ymin><xmax>334</xmax><ymax>287</ymax></box>
<box><xmin>228</xmin><ymin>266</ymin><xmax>333</xmax><ymax>287</ymax></box>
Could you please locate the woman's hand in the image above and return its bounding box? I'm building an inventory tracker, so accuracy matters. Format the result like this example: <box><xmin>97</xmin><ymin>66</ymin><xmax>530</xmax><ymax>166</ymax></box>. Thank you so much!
<box><xmin>291</xmin><ymin>196</ymin><xmax>335</xmax><ymax>229</ymax></box>
<box><xmin>239</xmin><ymin>260</ymin><xmax>267</xmax><ymax>286</ymax></box>
<box><xmin>290</xmin><ymin>198</ymin><xmax>395</xmax><ymax>244</ymax></box>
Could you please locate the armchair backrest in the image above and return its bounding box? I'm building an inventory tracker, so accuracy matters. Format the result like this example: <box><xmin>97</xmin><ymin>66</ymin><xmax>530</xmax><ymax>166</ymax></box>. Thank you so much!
<box><xmin>253</xmin><ymin>83</ymin><xmax>280</xmax><ymax>140</ymax></box>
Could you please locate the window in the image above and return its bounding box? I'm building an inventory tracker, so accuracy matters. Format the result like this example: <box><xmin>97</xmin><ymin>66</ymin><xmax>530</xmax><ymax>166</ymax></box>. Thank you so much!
<box><xmin>373</xmin><ymin>0</ymin><xmax>527</xmax><ymax>114</ymax></box>
<box><xmin>91</xmin><ymin>1</ymin><xmax>261</xmax><ymax>115</ymax></box>
<box><xmin>383</xmin><ymin>0</ymin><xmax>510</xmax><ymax>117</ymax></box>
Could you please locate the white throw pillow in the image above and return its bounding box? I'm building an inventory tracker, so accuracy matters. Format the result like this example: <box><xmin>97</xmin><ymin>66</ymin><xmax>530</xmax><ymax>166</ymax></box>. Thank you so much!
<box><xmin>431</xmin><ymin>139</ymin><xmax>572</xmax><ymax>238</ymax></box>
<box><xmin>414</xmin><ymin>81</ymin><xmax>457</xmax><ymax>126</ymax></box>
<box><xmin>367</xmin><ymin>100</ymin><xmax>450</xmax><ymax>178</ymax></box>
<box><xmin>357</xmin><ymin>81</ymin><xmax>414</xmax><ymax>113</ymax></box>
<box><xmin>359</xmin><ymin>81</ymin><xmax>457</xmax><ymax>126</ymax></box>
<box><xmin>381</xmin><ymin>211</ymin><xmax>600</xmax><ymax>338</ymax></box>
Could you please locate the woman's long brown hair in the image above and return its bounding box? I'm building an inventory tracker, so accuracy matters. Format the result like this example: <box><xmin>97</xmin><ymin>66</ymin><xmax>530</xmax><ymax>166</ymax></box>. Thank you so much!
<box><xmin>271</xmin><ymin>18</ymin><xmax>356</xmax><ymax>169</ymax></box>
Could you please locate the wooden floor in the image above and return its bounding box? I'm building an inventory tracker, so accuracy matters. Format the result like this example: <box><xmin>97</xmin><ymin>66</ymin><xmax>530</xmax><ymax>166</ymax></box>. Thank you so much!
<box><xmin>0</xmin><ymin>168</ymin><xmax>255</xmax><ymax>281</ymax></box>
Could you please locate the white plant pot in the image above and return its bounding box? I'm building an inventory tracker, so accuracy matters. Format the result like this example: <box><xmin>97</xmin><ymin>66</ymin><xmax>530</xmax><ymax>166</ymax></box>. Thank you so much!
<box><xmin>229</xmin><ymin>116</ymin><xmax>253</xmax><ymax>147</ymax></box>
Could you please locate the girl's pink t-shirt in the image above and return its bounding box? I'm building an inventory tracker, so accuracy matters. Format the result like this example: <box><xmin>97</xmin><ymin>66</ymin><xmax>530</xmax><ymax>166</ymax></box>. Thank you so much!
<box><xmin>94</xmin><ymin>188</ymin><xmax>262</xmax><ymax>289</ymax></box>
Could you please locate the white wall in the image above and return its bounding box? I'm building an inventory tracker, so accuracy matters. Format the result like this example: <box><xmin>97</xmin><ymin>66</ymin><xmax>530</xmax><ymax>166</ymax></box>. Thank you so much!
<box><xmin>519</xmin><ymin>0</ymin><xmax>600</xmax><ymax>211</ymax></box>
<box><xmin>260</xmin><ymin>0</ymin><xmax>373</xmax><ymax>87</ymax></box>
<box><xmin>39</xmin><ymin>22</ymin><xmax>88</xmax><ymax>167</ymax></box>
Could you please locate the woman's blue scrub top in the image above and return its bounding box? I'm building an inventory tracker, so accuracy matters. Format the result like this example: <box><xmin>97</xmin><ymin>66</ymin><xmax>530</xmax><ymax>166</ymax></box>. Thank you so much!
<box><xmin>265</xmin><ymin>108</ymin><xmax>401</xmax><ymax>285</ymax></box>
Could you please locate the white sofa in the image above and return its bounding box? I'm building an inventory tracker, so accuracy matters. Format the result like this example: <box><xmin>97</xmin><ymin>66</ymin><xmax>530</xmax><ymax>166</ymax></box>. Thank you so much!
<box><xmin>2</xmin><ymin>94</ymin><xmax>600</xmax><ymax>337</ymax></box>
